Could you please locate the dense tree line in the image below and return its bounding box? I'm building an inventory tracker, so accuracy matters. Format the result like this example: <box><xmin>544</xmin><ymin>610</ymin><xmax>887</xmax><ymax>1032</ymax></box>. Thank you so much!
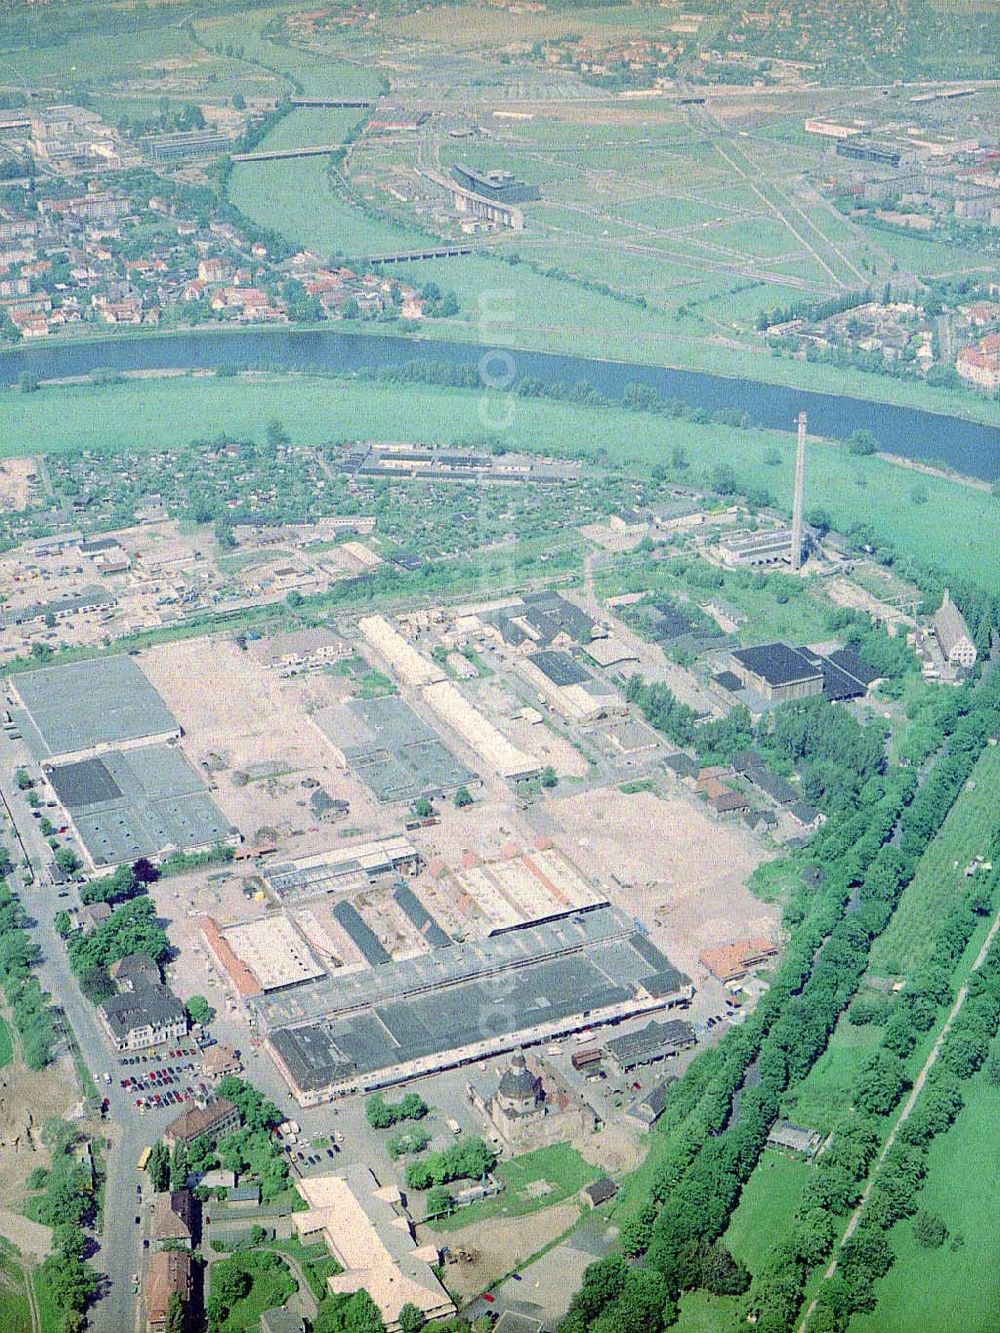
<box><xmin>796</xmin><ymin>856</ymin><xmax>1000</xmax><ymax>1331</ymax></box>
<box><xmin>0</xmin><ymin>865</ymin><xmax>56</xmax><ymax>1069</ymax></box>
<box><xmin>560</xmin><ymin>671</ymin><xmax>999</xmax><ymax>1330</ymax></box>
<box><xmin>29</xmin><ymin>1120</ymin><xmax>99</xmax><ymax>1330</ymax></box>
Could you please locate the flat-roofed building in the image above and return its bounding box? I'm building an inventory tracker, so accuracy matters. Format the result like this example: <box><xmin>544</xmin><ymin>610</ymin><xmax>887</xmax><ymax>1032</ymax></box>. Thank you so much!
<box><xmin>11</xmin><ymin>656</ymin><xmax>179</xmax><ymax>763</ymax></box>
<box><xmin>264</xmin><ymin>836</ymin><xmax>420</xmax><ymax>904</ymax></box>
<box><xmin>262</xmin><ymin>906</ymin><xmax>691</xmax><ymax>1105</ymax></box>
<box><xmin>422</xmin><ymin>680</ymin><xmax>540</xmax><ymax>781</ymax></box>
<box><xmin>730</xmin><ymin>643</ymin><xmax>824</xmax><ymax>703</ymax></box>
<box><xmin>43</xmin><ymin>742</ymin><xmax>237</xmax><ymax>872</ymax></box>
<box><xmin>516</xmin><ymin>650</ymin><xmax>626</xmax><ymax>723</ymax></box>
<box><xmin>214</xmin><ymin>916</ymin><xmax>325</xmax><ymax>993</ymax></box>
<box><xmin>718</xmin><ymin>527</ymin><xmax>804</xmax><ymax>568</ymax></box>
<box><xmin>358</xmin><ymin>615</ymin><xmax>443</xmax><ymax>687</ymax></box>
<box><xmin>293</xmin><ymin>1168</ymin><xmax>454</xmax><ymax>1332</ymax></box>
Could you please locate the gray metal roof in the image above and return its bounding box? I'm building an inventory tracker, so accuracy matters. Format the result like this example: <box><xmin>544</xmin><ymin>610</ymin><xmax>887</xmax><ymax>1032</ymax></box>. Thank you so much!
<box><xmin>265</xmin><ymin>907</ymin><xmax>689</xmax><ymax>1093</ymax></box>
<box><xmin>47</xmin><ymin>744</ymin><xmax>232</xmax><ymax>868</ymax></box>
<box><xmin>15</xmin><ymin>656</ymin><xmax>178</xmax><ymax>760</ymax></box>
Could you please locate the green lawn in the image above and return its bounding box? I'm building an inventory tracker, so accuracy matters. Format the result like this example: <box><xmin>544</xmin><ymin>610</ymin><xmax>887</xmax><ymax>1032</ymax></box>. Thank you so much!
<box><xmin>430</xmin><ymin>1142</ymin><xmax>599</xmax><ymax>1232</ymax></box>
<box><xmin>781</xmin><ymin>1022</ymin><xmax>882</xmax><ymax>1134</ymax></box>
<box><xmin>269</xmin><ymin>1237</ymin><xmax>341</xmax><ymax>1301</ymax></box>
<box><xmin>209</xmin><ymin>1251</ymin><xmax>297</xmax><ymax>1332</ymax></box>
<box><xmin>851</xmin><ymin>1073</ymin><xmax>1000</xmax><ymax>1333</ymax></box>
<box><xmin>229</xmin><ymin>155</ymin><xmax>431</xmax><ymax>258</ymax></box>
<box><xmin>725</xmin><ymin>1152</ymin><xmax>811</xmax><ymax>1276</ymax></box>
<box><xmin>870</xmin><ymin>744</ymin><xmax>1000</xmax><ymax>978</ymax></box>
<box><xmin>31</xmin><ymin>1266</ymin><xmax>64</xmax><ymax>1333</ymax></box>
<box><xmin>675</xmin><ymin>1289</ymin><xmax>741</xmax><ymax>1332</ymax></box>
<box><xmin>0</xmin><ymin>1013</ymin><xmax>13</xmax><ymax>1068</ymax></box>
<box><xmin>0</xmin><ymin>1241</ymin><xmax>32</xmax><ymax>1333</ymax></box>
<box><xmin>4</xmin><ymin>373</ymin><xmax>998</xmax><ymax>590</ymax></box>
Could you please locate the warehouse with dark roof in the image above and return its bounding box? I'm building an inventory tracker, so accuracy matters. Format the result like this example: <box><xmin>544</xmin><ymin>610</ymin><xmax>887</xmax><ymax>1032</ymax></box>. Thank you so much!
<box><xmin>263</xmin><ymin>906</ymin><xmax>692</xmax><ymax>1105</ymax></box>
<box><xmin>730</xmin><ymin>643</ymin><xmax>824</xmax><ymax>703</ymax></box>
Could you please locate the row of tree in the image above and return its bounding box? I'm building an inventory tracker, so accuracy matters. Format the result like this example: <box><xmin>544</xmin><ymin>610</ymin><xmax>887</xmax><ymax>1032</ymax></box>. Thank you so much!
<box><xmin>748</xmin><ymin>836</ymin><xmax>1000</xmax><ymax>1330</ymax></box>
<box><xmin>28</xmin><ymin>1119</ymin><xmax>99</xmax><ymax>1330</ymax></box>
<box><xmin>560</xmin><ymin>669</ymin><xmax>999</xmax><ymax>1330</ymax></box>
<box><xmin>0</xmin><ymin>852</ymin><xmax>56</xmax><ymax>1070</ymax></box>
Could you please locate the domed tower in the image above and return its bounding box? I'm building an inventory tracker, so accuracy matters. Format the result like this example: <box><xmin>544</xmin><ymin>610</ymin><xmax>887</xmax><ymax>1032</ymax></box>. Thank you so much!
<box><xmin>495</xmin><ymin>1051</ymin><xmax>541</xmax><ymax>1116</ymax></box>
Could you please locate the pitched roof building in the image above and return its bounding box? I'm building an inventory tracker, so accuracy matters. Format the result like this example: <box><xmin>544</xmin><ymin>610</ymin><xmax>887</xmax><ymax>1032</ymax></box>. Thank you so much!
<box><xmin>150</xmin><ymin>1189</ymin><xmax>197</xmax><ymax>1247</ymax></box>
<box><xmin>99</xmin><ymin>984</ymin><xmax>186</xmax><ymax>1052</ymax></box>
<box><xmin>934</xmin><ymin>589</ymin><xmax>977</xmax><ymax>668</ymax></box>
<box><xmin>293</xmin><ymin>1167</ymin><xmax>454</xmax><ymax>1332</ymax></box>
<box><xmin>144</xmin><ymin>1250</ymin><xmax>192</xmax><ymax>1333</ymax></box>
<box><xmin>163</xmin><ymin>1097</ymin><xmax>240</xmax><ymax>1149</ymax></box>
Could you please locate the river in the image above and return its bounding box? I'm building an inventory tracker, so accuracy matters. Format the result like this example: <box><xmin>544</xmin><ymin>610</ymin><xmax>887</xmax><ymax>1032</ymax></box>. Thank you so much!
<box><xmin>1</xmin><ymin>327</ymin><xmax>998</xmax><ymax>481</ymax></box>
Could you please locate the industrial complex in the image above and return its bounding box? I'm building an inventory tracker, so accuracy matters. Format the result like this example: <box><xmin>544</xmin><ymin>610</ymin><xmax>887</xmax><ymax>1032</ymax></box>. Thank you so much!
<box><xmin>8</xmin><ymin>655</ymin><xmax>236</xmax><ymax>871</ymax></box>
<box><xmin>263</xmin><ymin>905</ymin><xmax>691</xmax><ymax>1105</ymax></box>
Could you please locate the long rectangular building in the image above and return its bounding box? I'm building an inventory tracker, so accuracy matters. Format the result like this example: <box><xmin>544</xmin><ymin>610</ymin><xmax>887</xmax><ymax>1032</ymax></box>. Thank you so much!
<box><xmin>11</xmin><ymin>655</ymin><xmax>179</xmax><ymax>763</ymax></box>
<box><xmin>263</xmin><ymin>905</ymin><xmax>691</xmax><ymax>1105</ymax></box>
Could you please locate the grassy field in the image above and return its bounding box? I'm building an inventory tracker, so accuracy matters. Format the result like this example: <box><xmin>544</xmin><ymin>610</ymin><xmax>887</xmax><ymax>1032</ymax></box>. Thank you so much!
<box><xmin>230</xmin><ymin>155</ymin><xmax>431</xmax><ymax>258</ymax></box>
<box><xmin>31</xmin><ymin>1266</ymin><xmax>64</xmax><ymax>1333</ymax></box>
<box><xmin>4</xmin><ymin>372</ymin><xmax>997</xmax><ymax>589</ymax></box>
<box><xmin>269</xmin><ymin>1237</ymin><xmax>341</xmax><ymax>1301</ymax></box>
<box><xmin>431</xmin><ymin>1142</ymin><xmax>599</xmax><ymax>1232</ymax></box>
<box><xmin>725</xmin><ymin>1152</ymin><xmax>811</xmax><ymax>1275</ymax></box>
<box><xmin>0</xmin><ymin>1241</ymin><xmax>32</xmax><ymax>1333</ymax></box>
<box><xmin>870</xmin><ymin>745</ymin><xmax>1000</xmax><ymax>977</ymax></box>
<box><xmin>780</xmin><ymin>1022</ymin><xmax>883</xmax><ymax>1134</ymax></box>
<box><xmin>851</xmin><ymin>1071</ymin><xmax>1000</xmax><ymax>1333</ymax></box>
<box><xmin>0</xmin><ymin>1013</ymin><xmax>12</xmax><ymax>1068</ymax></box>
<box><xmin>208</xmin><ymin>1251</ymin><xmax>297</xmax><ymax>1332</ymax></box>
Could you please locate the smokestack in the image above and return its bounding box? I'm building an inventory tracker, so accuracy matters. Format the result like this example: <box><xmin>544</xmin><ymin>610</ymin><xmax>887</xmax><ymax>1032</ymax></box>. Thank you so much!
<box><xmin>791</xmin><ymin>410</ymin><xmax>807</xmax><ymax>571</ymax></box>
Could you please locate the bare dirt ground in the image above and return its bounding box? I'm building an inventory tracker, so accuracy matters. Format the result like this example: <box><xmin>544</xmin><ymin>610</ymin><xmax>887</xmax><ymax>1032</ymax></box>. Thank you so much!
<box><xmin>825</xmin><ymin>577</ymin><xmax>915</xmax><ymax>636</ymax></box>
<box><xmin>0</xmin><ymin>1038</ymin><xmax>78</xmax><ymax>1213</ymax></box>
<box><xmin>0</xmin><ymin>458</ymin><xmax>37</xmax><ymax>512</ymax></box>
<box><xmin>574</xmin><ymin>1124</ymin><xmax>644</xmax><ymax>1175</ymax></box>
<box><xmin>430</xmin><ymin>1202</ymin><xmax>581</xmax><ymax>1300</ymax></box>
<box><xmin>536</xmin><ymin>786</ymin><xmax>777</xmax><ymax>976</ymax></box>
<box><xmin>140</xmin><ymin>637</ymin><xmax>382</xmax><ymax>850</ymax></box>
<box><xmin>579</xmin><ymin>522</ymin><xmax>647</xmax><ymax>554</ymax></box>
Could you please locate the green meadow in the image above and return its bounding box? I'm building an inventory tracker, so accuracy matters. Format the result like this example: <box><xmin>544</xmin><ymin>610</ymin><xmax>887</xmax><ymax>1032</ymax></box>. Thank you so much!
<box><xmin>3</xmin><ymin>372</ymin><xmax>998</xmax><ymax>589</ymax></box>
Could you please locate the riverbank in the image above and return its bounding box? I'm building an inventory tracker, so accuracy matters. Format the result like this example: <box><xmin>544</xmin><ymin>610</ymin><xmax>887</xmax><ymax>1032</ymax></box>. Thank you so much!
<box><xmin>1</xmin><ymin>315</ymin><xmax>998</xmax><ymax>431</ymax></box>
<box><xmin>2</xmin><ymin>324</ymin><xmax>998</xmax><ymax>481</ymax></box>
<box><xmin>5</xmin><ymin>371</ymin><xmax>999</xmax><ymax>590</ymax></box>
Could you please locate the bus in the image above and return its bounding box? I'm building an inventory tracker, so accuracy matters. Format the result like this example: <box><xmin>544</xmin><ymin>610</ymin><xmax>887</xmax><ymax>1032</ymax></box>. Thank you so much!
<box><xmin>136</xmin><ymin>1146</ymin><xmax>152</xmax><ymax>1172</ymax></box>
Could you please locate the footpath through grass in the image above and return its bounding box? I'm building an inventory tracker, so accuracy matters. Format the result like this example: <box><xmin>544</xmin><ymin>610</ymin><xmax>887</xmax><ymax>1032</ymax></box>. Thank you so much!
<box><xmin>850</xmin><ymin>1070</ymin><xmax>1000</xmax><ymax>1333</ymax></box>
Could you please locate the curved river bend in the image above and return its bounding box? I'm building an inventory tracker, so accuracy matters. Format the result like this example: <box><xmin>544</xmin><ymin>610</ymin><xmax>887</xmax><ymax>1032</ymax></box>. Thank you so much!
<box><xmin>1</xmin><ymin>328</ymin><xmax>997</xmax><ymax>482</ymax></box>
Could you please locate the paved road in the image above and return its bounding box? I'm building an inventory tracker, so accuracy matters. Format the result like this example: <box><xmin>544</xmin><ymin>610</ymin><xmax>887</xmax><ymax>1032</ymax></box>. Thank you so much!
<box><xmin>0</xmin><ymin>730</ymin><xmax>170</xmax><ymax>1333</ymax></box>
